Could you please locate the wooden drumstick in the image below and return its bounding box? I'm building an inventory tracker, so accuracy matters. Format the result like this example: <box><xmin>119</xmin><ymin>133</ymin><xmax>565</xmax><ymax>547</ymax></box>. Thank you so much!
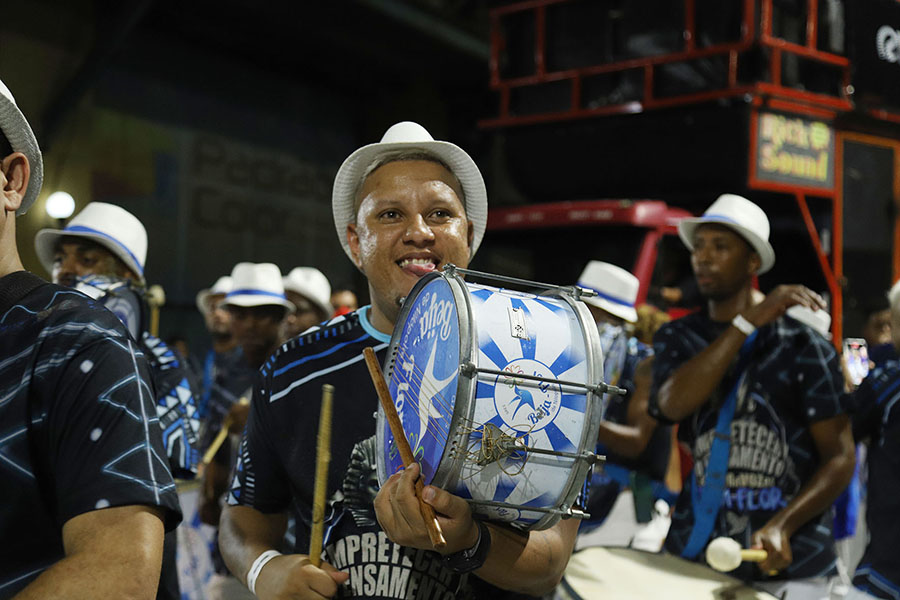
<box><xmin>309</xmin><ymin>384</ymin><xmax>334</xmax><ymax>568</ymax></box>
<box><xmin>201</xmin><ymin>396</ymin><xmax>250</xmax><ymax>466</ymax></box>
<box><xmin>362</xmin><ymin>347</ymin><xmax>447</xmax><ymax>550</ymax></box>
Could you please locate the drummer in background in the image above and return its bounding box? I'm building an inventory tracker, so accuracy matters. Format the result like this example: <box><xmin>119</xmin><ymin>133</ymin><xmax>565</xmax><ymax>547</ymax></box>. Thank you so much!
<box><xmin>219</xmin><ymin>122</ymin><xmax>579</xmax><ymax>599</ymax></box>
<box><xmin>281</xmin><ymin>266</ymin><xmax>333</xmax><ymax>339</ymax></box>
<box><xmin>202</xmin><ymin>262</ymin><xmax>294</xmax><ymax>599</ymax></box>
<box><xmin>649</xmin><ymin>194</ymin><xmax>855</xmax><ymax>599</ymax></box>
<box><xmin>194</xmin><ymin>274</ymin><xmax>255</xmax><ymax>450</ymax></box>
<box><xmin>576</xmin><ymin>261</ymin><xmax>674</xmax><ymax>543</ymax></box>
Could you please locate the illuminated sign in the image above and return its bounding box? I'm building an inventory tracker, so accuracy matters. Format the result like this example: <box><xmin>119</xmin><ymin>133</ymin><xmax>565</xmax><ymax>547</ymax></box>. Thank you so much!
<box><xmin>755</xmin><ymin>112</ymin><xmax>834</xmax><ymax>191</ymax></box>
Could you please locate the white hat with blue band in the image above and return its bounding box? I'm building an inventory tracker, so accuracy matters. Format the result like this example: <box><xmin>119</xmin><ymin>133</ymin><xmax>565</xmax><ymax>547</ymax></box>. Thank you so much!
<box><xmin>222</xmin><ymin>262</ymin><xmax>295</xmax><ymax>313</ymax></box>
<box><xmin>677</xmin><ymin>193</ymin><xmax>776</xmax><ymax>274</ymax></box>
<box><xmin>577</xmin><ymin>260</ymin><xmax>639</xmax><ymax>323</ymax></box>
<box><xmin>35</xmin><ymin>202</ymin><xmax>148</xmax><ymax>283</ymax></box>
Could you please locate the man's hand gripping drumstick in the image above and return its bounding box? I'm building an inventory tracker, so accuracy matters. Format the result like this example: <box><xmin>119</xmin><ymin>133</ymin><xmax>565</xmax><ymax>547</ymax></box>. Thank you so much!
<box><xmin>362</xmin><ymin>347</ymin><xmax>447</xmax><ymax>550</ymax></box>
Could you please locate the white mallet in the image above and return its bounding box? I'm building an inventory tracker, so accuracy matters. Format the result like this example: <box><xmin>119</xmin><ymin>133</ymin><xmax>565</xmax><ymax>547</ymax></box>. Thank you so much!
<box><xmin>705</xmin><ymin>537</ymin><xmax>768</xmax><ymax>572</ymax></box>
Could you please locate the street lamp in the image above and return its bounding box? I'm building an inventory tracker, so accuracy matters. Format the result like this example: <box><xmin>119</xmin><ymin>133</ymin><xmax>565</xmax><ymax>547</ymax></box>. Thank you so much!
<box><xmin>46</xmin><ymin>191</ymin><xmax>75</xmax><ymax>226</ymax></box>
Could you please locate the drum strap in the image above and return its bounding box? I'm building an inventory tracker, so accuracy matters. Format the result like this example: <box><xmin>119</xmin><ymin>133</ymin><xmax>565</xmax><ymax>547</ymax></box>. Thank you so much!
<box><xmin>681</xmin><ymin>331</ymin><xmax>757</xmax><ymax>559</ymax></box>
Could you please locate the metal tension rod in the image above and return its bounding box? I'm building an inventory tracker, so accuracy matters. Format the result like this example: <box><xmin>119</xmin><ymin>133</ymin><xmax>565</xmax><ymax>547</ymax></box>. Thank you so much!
<box><xmin>460</xmin><ymin>362</ymin><xmax>627</xmax><ymax>397</ymax></box>
<box><xmin>465</xmin><ymin>499</ymin><xmax>590</xmax><ymax>520</ymax></box>
<box><xmin>497</xmin><ymin>440</ymin><xmax>606</xmax><ymax>465</ymax></box>
<box><xmin>443</xmin><ymin>264</ymin><xmax>597</xmax><ymax>300</ymax></box>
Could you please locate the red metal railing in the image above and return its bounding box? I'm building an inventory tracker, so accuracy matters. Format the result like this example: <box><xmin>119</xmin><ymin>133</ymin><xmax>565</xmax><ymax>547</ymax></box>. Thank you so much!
<box><xmin>482</xmin><ymin>0</ymin><xmax>853</xmax><ymax>128</ymax></box>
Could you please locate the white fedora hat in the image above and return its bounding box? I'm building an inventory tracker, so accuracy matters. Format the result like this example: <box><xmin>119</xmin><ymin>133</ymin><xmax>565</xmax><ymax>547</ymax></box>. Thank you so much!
<box><xmin>332</xmin><ymin>121</ymin><xmax>488</xmax><ymax>261</ymax></box>
<box><xmin>222</xmin><ymin>262</ymin><xmax>295</xmax><ymax>313</ymax></box>
<box><xmin>283</xmin><ymin>267</ymin><xmax>332</xmax><ymax>316</ymax></box>
<box><xmin>678</xmin><ymin>194</ymin><xmax>776</xmax><ymax>274</ymax></box>
<box><xmin>35</xmin><ymin>202</ymin><xmax>148</xmax><ymax>283</ymax></box>
<box><xmin>195</xmin><ymin>275</ymin><xmax>234</xmax><ymax>314</ymax></box>
<box><xmin>0</xmin><ymin>78</ymin><xmax>43</xmax><ymax>215</ymax></box>
<box><xmin>577</xmin><ymin>260</ymin><xmax>639</xmax><ymax>323</ymax></box>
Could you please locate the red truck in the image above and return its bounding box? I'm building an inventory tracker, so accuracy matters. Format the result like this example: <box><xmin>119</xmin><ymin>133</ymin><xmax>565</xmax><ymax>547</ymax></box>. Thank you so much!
<box><xmin>472</xmin><ymin>199</ymin><xmax>694</xmax><ymax>312</ymax></box>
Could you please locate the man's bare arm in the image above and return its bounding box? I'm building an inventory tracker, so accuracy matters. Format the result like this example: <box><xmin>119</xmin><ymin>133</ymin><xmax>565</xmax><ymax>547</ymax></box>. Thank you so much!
<box><xmin>657</xmin><ymin>285</ymin><xmax>825</xmax><ymax>422</ymax></box>
<box><xmin>219</xmin><ymin>504</ymin><xmax>347</xmax><ymax>599</ymax></box>
<box><xmin>477</xmin><ymin>519</ymin><xmax>578</xmax><ymax>594</ymax></box>
<box><xmin>752</xmin><ymin>415</ymin><xmax>855</xmax><ymax>573</ymax></box>
<box><xmin>14</xmin><ymin>505</ymin><xmax>166</xmax><ymax>600</ymax></box>
<box><xmin>597</xmin><ymin>357</ymin><xmax>657</xmax><ymax>458</ymax></box>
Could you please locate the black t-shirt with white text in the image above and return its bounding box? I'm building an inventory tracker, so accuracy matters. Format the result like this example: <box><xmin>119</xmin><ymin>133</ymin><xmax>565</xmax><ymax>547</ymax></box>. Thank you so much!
<box><xmin>228</xmin><ymin>308</ymin><xmax>535</xmax><ymax>599</ymax></box>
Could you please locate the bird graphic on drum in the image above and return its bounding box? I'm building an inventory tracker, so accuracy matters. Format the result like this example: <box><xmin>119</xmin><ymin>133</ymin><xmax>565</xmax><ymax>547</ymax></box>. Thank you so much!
<box><xmin>511</xmin><ymin>383</ymin><xmax>538</xmax><ymax>417</ymax></box>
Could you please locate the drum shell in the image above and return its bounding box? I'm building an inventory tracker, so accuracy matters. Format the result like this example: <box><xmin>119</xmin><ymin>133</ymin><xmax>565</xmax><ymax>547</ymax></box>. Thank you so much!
<box><xmin>378</xmin><ymin>270</ymin><xmax>605</xmax><ymax>530</ymax></box>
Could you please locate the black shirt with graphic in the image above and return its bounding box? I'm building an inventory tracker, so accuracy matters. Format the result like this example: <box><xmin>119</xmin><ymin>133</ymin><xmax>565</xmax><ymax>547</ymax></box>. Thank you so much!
<box><xmin>649</xmin><ymin>311</ymin><xmax>845</xmax><ymax>581</ymax></box>
<box><xmin>228</xmin><ymin>308</ymin><xmax>535</xmax><ymax>599</ymax></box>
<box><xmin>847</xmin><ymin>358</ymin><xmax>900</xmax><ymax>599</ymax></box>
<box><xmin>0</xmin><ymin>272</ymin><xmax>181</xmax><ymax>596</ymax></box>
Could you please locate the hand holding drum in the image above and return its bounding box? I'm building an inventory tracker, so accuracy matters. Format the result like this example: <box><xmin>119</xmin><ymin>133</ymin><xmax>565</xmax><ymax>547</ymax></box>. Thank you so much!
<box><xmin>705</xmin><ymin>537</ymin><xmax>768</xmax><ymax>572</ymax></box>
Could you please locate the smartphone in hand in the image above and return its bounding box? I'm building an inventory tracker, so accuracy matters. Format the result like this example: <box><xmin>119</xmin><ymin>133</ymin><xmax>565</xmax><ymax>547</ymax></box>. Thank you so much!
<box><xmin>843</xmin><ymin>338</ymin><xmax>870</xmax><ymax>386</ymax></box>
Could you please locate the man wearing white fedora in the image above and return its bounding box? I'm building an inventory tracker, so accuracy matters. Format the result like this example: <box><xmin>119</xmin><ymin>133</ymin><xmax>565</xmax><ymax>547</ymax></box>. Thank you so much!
<box><xmin>220</xmin><ymin>122</ymin><xmax>577</xmax><ymax>599</ymax></box>
<box><xmin>0</xmin><ymin>77</ymin><xmax>180</xmax><ymax>597</ymax></box>
<box><xmin>35</xmin><ymin>200</ymin><xmax>201</xmax><ymax>599</ymax></box>
<box><xmin>576</xmin><ymin>261</ymin><xmax>673</xmax><ymax>539</ymax></box>
<box><xmin>203</xmin><ymin>263</ymin><xmax>294</xmax><ymax>599</ymax></box>
<box><xmin>281</xmin><ymin>266</ymin><xmax>332</xmax><ymax>339</ymax></box>
<box><xmin>194</xmin><ymin>274</ymin><xmax>255</xmax><ymax>455</ymax></box>
<box><xmin>649</xmin><ymin>193</ymin><xmax>854</xmax><ymax>598</ymax></box>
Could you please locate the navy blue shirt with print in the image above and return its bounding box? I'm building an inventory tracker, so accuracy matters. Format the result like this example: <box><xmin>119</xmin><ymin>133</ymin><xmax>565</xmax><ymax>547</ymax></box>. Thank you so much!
<box><xmin>228</xmin><ymin>308</ymin><xmax>535</xmax><ymax>600</ymax></box>
<box><xmin>649</xmin><ymin>311</ymin><xmax>845</xmax><ymax>581</ymax></box>
<box><xmin>0</xmin><ymin>272</ymin><xmax>181</xmax><ymax>596</ymax></box>
<box><xmin>847</xmin><ymin>358</ymin><xmax>900</xmax><ymax>599</ymax></box>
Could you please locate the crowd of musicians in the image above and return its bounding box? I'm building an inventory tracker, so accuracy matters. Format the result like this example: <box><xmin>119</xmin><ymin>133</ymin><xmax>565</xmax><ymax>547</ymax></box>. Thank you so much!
<box><xmin>2</xmin><ymin>75</ymin><xmax>899</xmax><ymax>600</ymax></box>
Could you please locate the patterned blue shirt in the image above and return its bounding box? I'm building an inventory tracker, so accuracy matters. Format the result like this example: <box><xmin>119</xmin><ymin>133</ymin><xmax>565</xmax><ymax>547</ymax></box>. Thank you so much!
<box><xmin>0</xmin><ymin>272</ymin><xmax>180</xmax><ymax>596</ymax></box>
<box><xmin>848</xmin><ymin>358</ymin><xmax>900</xmax><ymax>599</ymax></box>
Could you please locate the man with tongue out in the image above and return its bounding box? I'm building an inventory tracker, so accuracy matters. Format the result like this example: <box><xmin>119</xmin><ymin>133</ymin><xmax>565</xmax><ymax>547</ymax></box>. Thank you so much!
<box><xmin>220</xmin><ymin>122</ymin><xmax>578</xmax><ymax>600</ymax></box>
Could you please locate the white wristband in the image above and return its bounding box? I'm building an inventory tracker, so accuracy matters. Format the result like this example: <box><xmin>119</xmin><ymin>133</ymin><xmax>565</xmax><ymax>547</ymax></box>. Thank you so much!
<box><xmin>731</xmin><ymin>314</ymin><xmax>756</xmax><ymax>336</ymax></box>
<box><xmin>246</xmin><ymin>549</ymin><xmax>282</xmax><ymax>596</ymax></box>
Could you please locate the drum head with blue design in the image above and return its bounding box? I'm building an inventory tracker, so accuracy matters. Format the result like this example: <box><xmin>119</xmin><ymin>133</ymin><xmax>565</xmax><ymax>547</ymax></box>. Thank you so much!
<box><xmin>458</xmin><ymin>283</ymin><xmax>592</xmax><ymax>527</ymax></box>
<box><xmin>384</xmin><ymin>276</ymin><xmax>460</xmax><ymax>484</ymax></box>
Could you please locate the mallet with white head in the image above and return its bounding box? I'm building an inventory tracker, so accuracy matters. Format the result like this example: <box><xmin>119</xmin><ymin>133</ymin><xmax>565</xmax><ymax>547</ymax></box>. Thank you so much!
<box><xmin>705</xmin><ymin>537</ymin><xmax>768</xmax><ymax>572</ymax></box>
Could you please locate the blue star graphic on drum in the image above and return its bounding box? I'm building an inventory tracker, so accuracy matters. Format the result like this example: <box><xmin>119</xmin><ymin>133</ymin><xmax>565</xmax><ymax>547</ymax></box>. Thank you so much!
<box><xmin>412</xmin><ymin>341</ymin><xmax>454</xmax><ymax>456</ymax></box>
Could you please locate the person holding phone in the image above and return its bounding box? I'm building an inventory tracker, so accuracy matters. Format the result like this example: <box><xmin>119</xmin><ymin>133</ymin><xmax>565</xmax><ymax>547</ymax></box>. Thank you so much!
<box><xmin>843</xmin><ymin>279</ymin><xmax>900</xmax><ymax>599</ymax></box>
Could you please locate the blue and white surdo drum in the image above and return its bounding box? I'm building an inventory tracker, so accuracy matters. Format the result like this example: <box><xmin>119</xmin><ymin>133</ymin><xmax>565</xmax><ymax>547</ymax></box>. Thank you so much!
<box><xmin>376</xmin><ymin>265</ymin><xmax>618</xmax><ymax>531</ymax></box>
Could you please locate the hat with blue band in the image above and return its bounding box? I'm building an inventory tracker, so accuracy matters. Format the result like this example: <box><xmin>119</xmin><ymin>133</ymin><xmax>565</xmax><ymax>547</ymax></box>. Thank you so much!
<box><xmin>577</xmin><ymin>260</ymin><xmax>639</xmax><ymax>323</ymax></box>
<box><xmin>222</xmin><ymin>262</ymin><xmax>295</xmax><ymax>313</ymax></box>
<box><xmin>677</xmin><ymin>194</ymin><xmax>776</xmax><ymax>274</ymax></box>
<box><xmin>35</xmin><ymin>202</ymin><xmax>148</xmax><ymax>283</ymax></box>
